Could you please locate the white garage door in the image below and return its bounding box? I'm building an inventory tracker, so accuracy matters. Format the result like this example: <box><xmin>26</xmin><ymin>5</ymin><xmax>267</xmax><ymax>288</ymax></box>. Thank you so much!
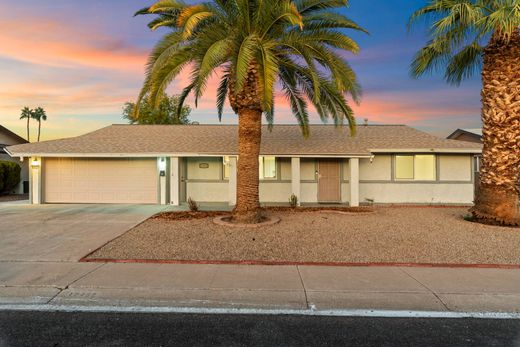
<box><xmin>44</xmin><ymin>158</ymin><xmax>158</xmax><ymax>204</ymax></box>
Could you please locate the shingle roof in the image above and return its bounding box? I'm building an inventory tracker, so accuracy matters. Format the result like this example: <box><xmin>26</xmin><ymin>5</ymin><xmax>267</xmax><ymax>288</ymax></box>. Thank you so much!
<box><xmin>6</xmin><ymin>124</ymin><xmax>482</xmax><ymax>157</ymax></box>
<box><xmin>447</xmin><ymin>128</ymin><xmax>483</xmax><ymax>139</ymax></box>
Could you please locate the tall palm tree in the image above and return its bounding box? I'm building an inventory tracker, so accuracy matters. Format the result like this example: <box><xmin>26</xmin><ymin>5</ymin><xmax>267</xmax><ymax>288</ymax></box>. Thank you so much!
<box><xmin>409</xmin><ymin>0</ymin><xmax>520</xmax><ymax>226</ymax></box>
<box><xmin>136</xmin><ymin>0</ymin><xmax>366</xmax><ymax>223</ymax></box>
<box><xmin>19</xmin><ymin>107</ymin><xmax>32</xmax><ymax>142</ymax></box>
<box><xmin>32</xmin><ymin>107</ymin><xmax>47</xmax><ymax>142</ymax></box>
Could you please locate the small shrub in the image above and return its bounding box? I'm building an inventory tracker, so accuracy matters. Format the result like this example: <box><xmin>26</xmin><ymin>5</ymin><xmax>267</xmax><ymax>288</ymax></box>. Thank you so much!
<box><xmin>187</xmin><ymin>197</ymin><xmax>199</xmax><ymax>212</ymax></box>
<box><xmin>463</xmin><ymin>214</ymin><xmax>475</xmax><ymax>222</ymax></box>
<box><xmin>289</xmin><ymin>194</ymin><xmax>298</xmax><ymax>208</ymax></box>
<box><xmin>0</xmin><ymin>161</ymin><xmax>21</xmax><ymax>194</ymax></box>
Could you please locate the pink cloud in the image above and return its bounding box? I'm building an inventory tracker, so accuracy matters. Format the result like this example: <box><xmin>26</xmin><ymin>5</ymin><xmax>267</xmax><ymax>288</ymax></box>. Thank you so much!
<box><xmin>0</xmin><ymin>13</ymin><xmax>147</xmax><ymax>71</ymax></box>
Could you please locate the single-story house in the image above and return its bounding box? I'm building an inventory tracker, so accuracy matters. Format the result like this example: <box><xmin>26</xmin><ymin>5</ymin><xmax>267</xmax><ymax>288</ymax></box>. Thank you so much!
<box><xmin>447</xmin><ymin>128</ymin><xmax>482</xmax><ymax>144</ymax></box>
<box><xmin>0</xmin><ymin>124</ymin><xmax>29</xmax><ymax>194</ymax></box>
<box><xmin>5</xmin><ymin>124</ymin><xmax>482</xmax><ymax>206</ymax></box>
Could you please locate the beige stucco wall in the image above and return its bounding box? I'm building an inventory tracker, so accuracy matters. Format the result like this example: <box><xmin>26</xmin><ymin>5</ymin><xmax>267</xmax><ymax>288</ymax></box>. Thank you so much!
<box><xmin>360</xmin><ymin>183</ymin><xmax>474</xmax><ymax>204</ymax></box>
<box><xmin>439</xmin><ymin>155</ymin><xmax>472</xmax><ymax>181</ymax></box>
<box><xmin>300</xmin><ymin>182</ymin><xmax>318</xmax><ymax>203</ymax></box>
<box><xmin>260</xmin><ymin>182</ymin><xmax>291</xmax><ymax>202</ymax></box>
<box><xmin>182</xmin><ymin>153</ymin><xmax>475</xmax><ymax>205</ymax></box>
<box><xmin>359</xmin><ymin>155</ymin><xmax>392</xmax><ymax>181</ymax></box>
<box><xmin>186</xmin><ymin>181</ymin><xmax>228</xmax><ymax>202</ymax></box>
<box><xmin>186</xmin><ymin>157</ymin><xmax>222</xmax><ymax>180</ymax></box>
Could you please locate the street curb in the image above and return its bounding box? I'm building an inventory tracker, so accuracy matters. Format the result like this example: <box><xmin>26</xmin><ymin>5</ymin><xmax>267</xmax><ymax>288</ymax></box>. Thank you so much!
<box><xmin>79</xmin><ymin>258</ymin><xmax>520</xmax><ymax>269</ymax></box>
<box><xmin>1</xmin><ymin>304</ymin><xmax>519</xmax><ymax>319</ymax></box>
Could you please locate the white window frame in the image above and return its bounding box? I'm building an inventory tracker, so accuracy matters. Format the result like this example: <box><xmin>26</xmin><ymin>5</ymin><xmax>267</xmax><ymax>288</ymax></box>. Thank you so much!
<box><xmin>223</xmin><ymin>156</ymin><xmax>230</xmax><ymax>180</ymax></box>
<box><xmin>259</xmin><ymin>156</ymin><xmax>277</xmax><ymax>180</ymax></box>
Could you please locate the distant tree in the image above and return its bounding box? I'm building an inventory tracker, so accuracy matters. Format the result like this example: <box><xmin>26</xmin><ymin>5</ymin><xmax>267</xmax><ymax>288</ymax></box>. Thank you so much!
<box><xmin>19</xmin><ymin>107</ymin><xmax>32</xmax><ymax>142</ymax></box>
<box><xmin>123</xmin><ymin>93</ymin><xmax>191</xmax><ymax>124</ymax></box>
<box><xmin>32</xmin><ymin>107</ymin><xmax>47</xmax><ymax>142</ymax></box>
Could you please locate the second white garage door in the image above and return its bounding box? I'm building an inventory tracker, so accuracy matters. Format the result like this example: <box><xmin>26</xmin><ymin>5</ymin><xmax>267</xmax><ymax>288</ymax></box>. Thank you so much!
<box><xmin>44</xmin><ymin>158</ymin><xmax>158</xmax><ymax>204</ymax></box>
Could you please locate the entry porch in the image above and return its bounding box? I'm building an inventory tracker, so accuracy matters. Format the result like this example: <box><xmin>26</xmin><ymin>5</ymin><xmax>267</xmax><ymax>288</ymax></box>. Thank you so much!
<box><xmin>168</xmin><ymin>156</ymin><xmax>362</xmax><ymax>207</ymax></box>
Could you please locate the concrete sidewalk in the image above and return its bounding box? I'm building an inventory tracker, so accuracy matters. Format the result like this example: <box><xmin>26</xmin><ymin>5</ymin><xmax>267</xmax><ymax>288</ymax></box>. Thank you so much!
<box><xmin>1</xmin><ymin>261</ymin><xmax>520</xmax><ymax>313</ymax></box>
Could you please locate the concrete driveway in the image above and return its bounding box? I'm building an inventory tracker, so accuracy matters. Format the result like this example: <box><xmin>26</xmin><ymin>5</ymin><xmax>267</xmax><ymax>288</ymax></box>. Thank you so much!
<box><xmin>0</xmin><ymin>203</ymin><xmax>166</xmax><ymax>262</ymax></box>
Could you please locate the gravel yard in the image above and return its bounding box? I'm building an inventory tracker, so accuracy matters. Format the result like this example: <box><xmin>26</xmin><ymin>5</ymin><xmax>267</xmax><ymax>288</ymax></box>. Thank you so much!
<box><xmin>87</xmin><ymin>207</ymin><xmax>520</xmax><ymax>265</ymax></box>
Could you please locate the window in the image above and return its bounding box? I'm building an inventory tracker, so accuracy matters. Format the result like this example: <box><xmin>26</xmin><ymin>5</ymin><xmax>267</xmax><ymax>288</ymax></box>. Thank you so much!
<box><xmin>395</xmin><ymin>155</ymin><xmax>436</xmax><ymax>181</ymax></box>
<box><xmin>259</xmin><ymin>156</ymin><xmax>276</xmax><ymax>179</ymax></box>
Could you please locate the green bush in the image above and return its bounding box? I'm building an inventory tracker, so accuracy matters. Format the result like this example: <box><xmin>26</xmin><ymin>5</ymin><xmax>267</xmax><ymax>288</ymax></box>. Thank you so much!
<box><xmin>0</xmin><ymin>161</ymin><xmax>21</xmax><ymax>194</ymax></box>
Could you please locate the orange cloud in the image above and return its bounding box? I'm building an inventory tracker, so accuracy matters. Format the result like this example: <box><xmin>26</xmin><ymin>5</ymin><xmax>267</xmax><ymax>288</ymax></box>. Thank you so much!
<box><xmin>0</xmin><ymin>13</ymin><xmax>147</xmax><ymax>71</ymax></box>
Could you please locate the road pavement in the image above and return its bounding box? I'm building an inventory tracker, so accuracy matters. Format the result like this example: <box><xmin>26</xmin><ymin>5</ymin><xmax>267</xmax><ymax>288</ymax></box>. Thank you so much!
<box><xmin>1</xmin><ymin>311</ymin><xmax>519</xmax><ymax>346</ymax></box>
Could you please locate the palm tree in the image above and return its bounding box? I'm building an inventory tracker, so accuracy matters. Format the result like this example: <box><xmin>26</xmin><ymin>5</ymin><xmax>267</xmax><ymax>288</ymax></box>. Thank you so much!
<box><xmin>409</xmin><ymin>0</ymin><xmax>520</xmax><ymax>226</ymax></box>
<box><xmin>135</xmin><ymin>0</ymin><xmax>366</xmax><ymax>223</ymax></box>
<box><xmin>19</xmin><ymin>107</ymin><xmax>32</xmax><ymax>142</ymax></box>
<box><xmin>32</xmin><ymin>107</ymin><xmax>47</xmax><ymax>142</ymax></box>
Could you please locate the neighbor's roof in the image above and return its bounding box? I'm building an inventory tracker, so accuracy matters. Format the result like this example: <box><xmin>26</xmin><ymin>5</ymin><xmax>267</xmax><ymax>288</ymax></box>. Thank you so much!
<box><xmin>0</xmin><ymin>124</ymin><xmax>28</xmax><ymax>145</ymax></box>
<box><xmin>447</xmin><ymin>128</ymin><xmax>483</xmax><ymax>139</ymax></box>
<box><xmin>6</xmin><ymin>124</ymin><xmax>482</xmax><ymax>158</ymax></box>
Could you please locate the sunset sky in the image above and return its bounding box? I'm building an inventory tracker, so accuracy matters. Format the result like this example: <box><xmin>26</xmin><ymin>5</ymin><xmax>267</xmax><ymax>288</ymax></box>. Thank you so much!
<box><xmin>0</xmin><ymin>0</ymin><xmax>482</xmax><ymax>141</ymax></box>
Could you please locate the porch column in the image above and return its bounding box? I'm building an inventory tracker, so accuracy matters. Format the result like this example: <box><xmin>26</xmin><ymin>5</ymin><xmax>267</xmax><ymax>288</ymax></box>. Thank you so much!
<box><xmin>170</xmin><ymin>157</ymin><xmax>180</xmax><ymax>206</ymax></box>
<box><xmin>228</xmin><ymin>156</ymin><xmax>237</xmax><ymax>206</ymax></box>
<box><xmin>30</xmin><ymin>157</ymin><xmax>42</xmax><ymax>204</ymax></box>
<box><xmin>349</xmin><ymin>158</ymin><xmax>359</xmax><ymax>207</ymax></box>
<box><xmin>291</xmin><ymin>157</ymin><xmax>301</xmax><ymax>206</ymax></box>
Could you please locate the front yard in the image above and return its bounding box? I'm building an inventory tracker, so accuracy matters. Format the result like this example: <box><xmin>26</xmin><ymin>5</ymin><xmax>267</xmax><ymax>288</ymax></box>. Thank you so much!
<box><xmin>86</xmin><ymin>207</ymin><xmax>520</xmax><ymax>265</ymax></box>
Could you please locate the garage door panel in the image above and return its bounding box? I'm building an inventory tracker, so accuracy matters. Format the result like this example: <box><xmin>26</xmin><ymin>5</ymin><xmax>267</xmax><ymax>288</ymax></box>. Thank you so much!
<box><xmin>44</xmin><ymin>158</ymin><xmax>158</xmax><ymax>204</ymax></box>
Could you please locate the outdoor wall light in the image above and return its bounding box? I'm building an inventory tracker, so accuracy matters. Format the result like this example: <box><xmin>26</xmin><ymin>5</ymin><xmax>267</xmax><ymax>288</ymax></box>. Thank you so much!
<box><xmin>31</xmin><ymin>159</ymin><xmax>40</xmax><ymax>167</ymax></box>
<box><xmin>159</xmin><ymin>158</ymin><xmax>166</xmax><ymax>176</ymax></box>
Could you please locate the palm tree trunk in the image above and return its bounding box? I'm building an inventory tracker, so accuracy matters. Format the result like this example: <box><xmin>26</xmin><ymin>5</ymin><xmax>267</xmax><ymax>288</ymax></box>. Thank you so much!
<box><xmin>38</xmin><ymin>120</ymin><xmax>41</xmax><ymax>142</ymax></box>
<box><xmin>228</xmin><ymin>64</ymin><xmax>263</xmax><ymax>223</ymax></box>
<box><xmin>471</xmin><ymin>31</ymin><xmax>520</xmax><ymax>226</ymax></box>
<box><xmin>232</xmin><ymin>108</ymin><xmax>262</xmax><ymax>223</ymax></box>
<box><xmin>26</xmin><ymin>118</ymin><xmax>30</xmax><ymax>143</ymax></box>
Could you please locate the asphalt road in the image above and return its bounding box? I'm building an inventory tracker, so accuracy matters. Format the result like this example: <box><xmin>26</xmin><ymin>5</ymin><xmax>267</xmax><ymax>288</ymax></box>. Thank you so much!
<box><xmin>0</xmin><ymin>311</ymin><xmax>519</xmax><ymax>346</ymax></box>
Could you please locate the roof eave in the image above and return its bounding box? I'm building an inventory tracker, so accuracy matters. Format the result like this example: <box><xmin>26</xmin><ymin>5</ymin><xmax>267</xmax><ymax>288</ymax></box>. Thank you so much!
<box><xmin>370</xmin><ymin>148</ymin><xmax>482</xmax><ymax>154</ymax></box>
<box><xmin>6</xmin><ymin>152</ymin><xmax>373</xmax><ymax>158</ymax></box>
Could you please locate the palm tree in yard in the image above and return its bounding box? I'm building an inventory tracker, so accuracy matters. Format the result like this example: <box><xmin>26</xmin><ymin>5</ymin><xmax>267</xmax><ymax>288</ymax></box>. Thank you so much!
<box><xmin>135</xmin><ymin>0</ymin><xmax>366</xmax><ymax>223</ymax></box>
<box><xmin>409</xmin><ymin>0</ymin><xmax>519</xmax><ymax>226</ymax></box>
<box><xmin>20</xmin><ymin>107</ymin><xmax>32</xmax><ymax>142</ymax></box>
<box><xmin>32</xmin><ymin>107</ymin><xmax>47</xmax><ymax>142</ymax></box>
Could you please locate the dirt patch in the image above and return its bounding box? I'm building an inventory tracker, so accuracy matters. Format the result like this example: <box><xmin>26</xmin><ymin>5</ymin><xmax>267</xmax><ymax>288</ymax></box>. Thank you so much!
<box><xmin>86</xmin><ymin>207</ymin><xmax>520</xmax><ymax>265</ymax></box>
<box><xmin>152</xmin><ymin>211</ymin><xmax>228</xmax><ymax>221</ymax></box>
<box><xmin>265</xmin><ymin>206</ymin><xmax>374</xmax><ymax>213</ymax></box>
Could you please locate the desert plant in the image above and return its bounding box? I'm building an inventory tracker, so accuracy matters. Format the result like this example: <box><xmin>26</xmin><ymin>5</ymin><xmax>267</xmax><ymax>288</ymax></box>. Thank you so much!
<box><xmin>0</xmin><ymin>161</ymin><xmax>21</xmax><ymax>194</ymax></box>
<box><xmin>187</xmin><ymin>197</ymin><xmax>199</xmax><ymax>212</ymax></box>
<box><xmin>289</xmin><ymin>194</ymin><xmax>298</xmax><ymax>208</ymax></box>
<box><xmin>135</xmin><ymin>0</ymin><xmax>366</xmax><ymax>223</ymax></box>
<box><xmin>364</xmin><ymin>198</ymin><xmax>374</xmax><ymax>206</ymax></box>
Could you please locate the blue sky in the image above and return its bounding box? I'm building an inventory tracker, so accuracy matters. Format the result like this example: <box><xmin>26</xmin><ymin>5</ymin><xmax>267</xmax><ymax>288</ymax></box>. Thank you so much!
<box><xmin>0</xmin><ymin>0</ymin><xmax>482</xmax><ymax>140</ymax></box>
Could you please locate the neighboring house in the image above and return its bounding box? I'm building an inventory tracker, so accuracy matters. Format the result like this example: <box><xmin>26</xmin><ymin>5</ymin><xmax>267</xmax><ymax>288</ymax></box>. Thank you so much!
<box><xmin>6</xmin><ymin>124</ymin><xmax>482</xmax><ymax>206</ymax></box>
<box><xmin>0</xmin><ymin>125</ymin><xmax>29</xmax><ymax>194</ymax></box>
<box><xmin>447</xmin><ymin>128</ymin><xmax>483</xmax><ymax>173</ymax></box>
<box><xmin>447</xmin><ymin>128</ymin><xmax>482</xmax><ymax>144</ymax></box>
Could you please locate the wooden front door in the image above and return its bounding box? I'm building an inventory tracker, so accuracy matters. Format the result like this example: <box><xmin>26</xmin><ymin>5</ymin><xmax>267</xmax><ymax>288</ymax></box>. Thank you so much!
<box><xmin>318</xmin><ymin>159</ymin><xmax>341</xmax><ymax>203</ymax></box>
